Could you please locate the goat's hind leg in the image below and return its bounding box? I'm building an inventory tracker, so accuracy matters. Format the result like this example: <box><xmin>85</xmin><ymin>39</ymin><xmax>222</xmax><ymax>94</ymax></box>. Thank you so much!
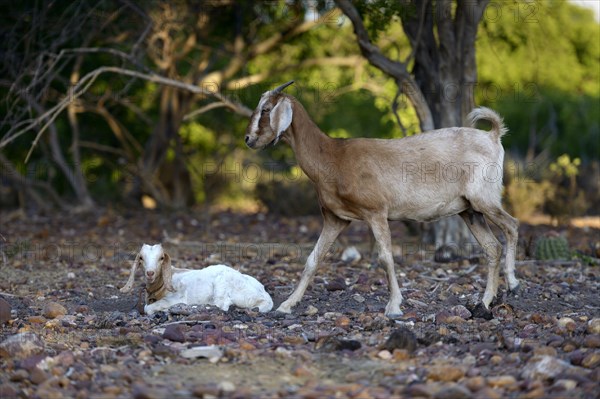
<box><xmin>459</xmin><ymin>210</ymin><xmax>502</xmax><ymax>309</ymax></box>
<box><xmin>276</xmin><ymin>210</ymin><xmax>349</xmax><ymax>314</ymax></box>
<box><xmin>484</xmin><ymin>207</ymin><xmax>520</xmax><ymax>294</ymax></box>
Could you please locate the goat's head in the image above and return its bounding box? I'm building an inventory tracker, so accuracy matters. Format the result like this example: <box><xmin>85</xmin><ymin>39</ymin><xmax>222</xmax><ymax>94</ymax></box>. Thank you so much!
<box><xmin>245</xmin><ymin>80</ymin><xmax>295</xmax><ymax>149</ymax></box>
<box><xmin>120</xmin><ymin>243</ymin><xmax>174</xmax><ymax>294</ymax></box>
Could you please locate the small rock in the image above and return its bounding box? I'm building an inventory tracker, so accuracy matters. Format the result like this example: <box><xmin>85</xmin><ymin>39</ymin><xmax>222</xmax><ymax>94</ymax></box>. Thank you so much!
<box><xmin>132</xmin><ymin>383</ymin><xmax>160</xmax><ymax>399</ymax></box>
<box><xmin>377</xmin><ymin>350</ymin><xmax>393</xmax><ymax>360</ymax></box>
<box><xmin>473</xmin><ymin>387</ymin><xmax>502</xmax><ymax>399</ymax></box>
<box><xmin>341</xmin><ymin>246</ymin><xmax>361</xmax><ymax>263</ymax></box>
<box><xmin>304</xmin><ymin>305</ymin><xmax>318</xmax><ymax>316</ymax></box>
<box><xmin>581</xmin><ymin>351</ymin><xmax>600</xmax><ymax>369</ymax></box>
<box><xmin>29</xmin><ymin>367</ymin><xmax>49</xmax><ymax>385</ymax></box>
<box><xmin>10</xmin><ymin>369</ymin><xmax>29</xmax><ymax>382</ymax></box>
<box><xmin>315</xmin><ymin>336</ymin><xmax>361</xmax><ymax>352</ymax></box>
<box><xmin>325</xmin><ymin>277</ymin><xmax>346</xmax><ymax>291</ymax></box>
<box><xmin>28</xmin><ymin>316</ymin><xmax>46</xmax><ymax>324</ymax></box>
<box><xmin>217</xmin><ymin>381</ymin><xmax>236</xmax><ymax>393</ymax></box>
<box><xmin>521</xmin><ymin>355</ymin><xmax>590</xmax><ymax>381</ymax></box>
<box><xmin>533</xmin><ymin>346</ymin><xmax>557</xmax><ymax>357</ymax></box>
<box><xmin>335</xmin><ymin>316</ymin><xmax>351</xmax><ymax>327</ymax></box>
<box><xmin>405</xmin><ymin>384</ymin><xmax>436</xmax><ymax>398</ymax></box>
<box><xmin>179</xmin><ymin>345</ymin><xmax>223</xmax><ymax>362</ymax></box>
<box><xmin>292</xmin><ymin>364</ymin><xmax>313</xmax><ymax>377</ymax></box>
<box><xmin>393</xmin><ymin>349</ymin><xmax>411</xmax><ymax>361</ymax></box>
<box><xmin>557</xmin><ymin>317</ymin><xmax>577</xmax><ymax>332</ymax></box>
<box><xmin>427</xmin><ymin>364</ymin><xmax>465</xmax><ymax>382</ymax></box>
<box><xmin>487</xmin><ymin>375</ymin><xmax>518</xmax><ymax>390</ymax></box>
<box><xmin>583</xmin><ymin>334</ymin><xmax>600</xmax><ymax>348</ymax></box>
<box><xmin>552</xmin><ymin>379</ymin><xmax>578</xmax><ymax>391</ymax></box>
<box><xmin>434</xmin><ymin>383</ymin><xmax>472</xmax><ymax>399</ymax></box>
<box><xmin>587</xmin><ymin>318</ymin><xmax>600</xmax><ymax>335</ymax></box>
<box><xmin>42</xmin><ymin>302</ymin><xmax>67</xmax><ymax>319</ymax></box>
<box><xmin>352</xmin><ymin>294</ymin><xmax>365</xmax><ymax>303</ymax></box>
<box><xmin>0</xmin><ymin>384</ymin><xmax>17</xmax><ymax>398</ymax></box>
<box><xmin>382</xmin><ymin>327</ymin><xmax>417</xmax><ymax>353</ymax></box>
<box><xmin>465</xmin><ymin>376</ymin><xmax>486</xmax><ymax>392</ymax></box>
<box><xmin>0</xmin><ymin>332</ymin><xmax>45</xmax><ymax>359</ymax></box>
<box><xmin>0</xmin><ymin>298</ymin><xmax>11</xmax><ymax>324</ymax></box>
<box><xmin>450</xmin><ymin>305</ymin><xmax>472</xmax><ymax>320</ymax></box>
<box><xmin>162</xmin><ymin>324</ymin><xmax>186</xmax><ymax>343</ymax></box>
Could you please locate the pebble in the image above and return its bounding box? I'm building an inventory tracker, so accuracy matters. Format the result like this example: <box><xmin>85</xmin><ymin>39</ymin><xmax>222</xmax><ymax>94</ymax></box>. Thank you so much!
<box><xmin>427</xmin><ymin>364</ymin><xmax>465</xmax><ymax>382</ymax></box>
<box><xmin>450</xmin><ymin>305</ymin><xmax>472</xmax><ymax>320</ymax></box>
<box><xmin>581</xmin><ymin>351</ymin><xmax>600</xmax><ymax>369</ymax></box>
<box><xmin>0</xmin><ymin>298</ymin><xmax>11</xmax><ymax>324</ymax></box>
<box><xmin>162</xmin><ymin>325</ymin><xmax>186</xmax><ymax>343</ymax></box>
<box><xmin>587</xmin><ymin>318</ymin><xmax>600</xmax><ymax>335</ymax></box>
<box><xmin>487</xmin><ymin>375</ymin><xmax>517</xmax><ymax>390</ymax></box>
<box><xmin>557</xmin><ymin>317</ymin><xmax>577</xmax><ymax>332</ymax></box>
<box><xmin>341</xmin><ymin>246</ymin><xmax>361</xmax><ymax>263</ymax></box>
<box><xmin>382</xmin><ymin>327</ymin><xmax>417</xmax><ymax>353</ymax></box>
<box><xmin>28</xmin><ymin>315</ymin><xmax>46</xmax><ymax>324</ymax></box>
<box><xmin>217</xmin><ymin>381</ymin><xmax>236</xmax><ymax>393</ymax></box>
<box><xmin>179</xmin><ymin>345</ymin><xmax>223</xmax><ymax>362</ymax></box>
<box><xmin>465</xmin><ymin>376</ymin><xmax>486</xmax><ymax>392</ymax></box>
<box><xmin>533</xmin><ymin>346</ymin><xmax>557</xmax><ymax>357</ymax></box>
<box><xmin>42</xmin><ymin>302</ymin><xmax>67</xmax><ymax>319</ymax></box>
<box><xmin>325</xmin><ymin>277</ymin><xmax>346</xmax><ymax>291</ymax></box>
<box><xmin>377</xmin><ymin>350</ymin><xmax>393</xmax><ymax>360</ymax></box>
<box><xmin>552</xmin><ymin>379</ymin><xmax>578</xmax><ymax>391</ymax></box>
<box><xmin>29</xmin><ymin>367</ymin><xmax>49</xmax><ymax>385</ymax></box>
<box><xmin>304</xmin><ymin>305</ymin><xmax>318</xmax><ymax>316</ymax></box>
<box><xmin>473</xmin><ymin>387</ymin><xmax>501</xmax><ymax>399</ymax></box>
<box><xmin>434</xmin><ymin>383</ymin><xmax>473</xmax><ymax>399</ymax></box>
<box><xmin>335</xmin><ymin>316</ymin><xmax>351</xmax><ymax>327</ymax></box>
<box><xmin>583</xmin><ymin>334</ymin><xmax>600</xmax><ymax>348</ymax></box>
<box><xmin>0</xmin><ymin>332</ymin><xmax>45</xmax><ymax>359</ymax></box>
<box><xmin>521</xmin><ymin>355</ymin><xmax>590</xmax><ymax>381</ymax></box>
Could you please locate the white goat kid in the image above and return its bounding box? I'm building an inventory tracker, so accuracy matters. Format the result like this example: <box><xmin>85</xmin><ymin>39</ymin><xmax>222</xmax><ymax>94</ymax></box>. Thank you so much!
<box><xmin>245</xmin><ymin>81</ymin><xmax>519</xmax><ymax>318</ymax></box>
<box><xmin>120</xmin><ymin>244</ymin><xmax>273</xmax><ymax>315</ymax></box>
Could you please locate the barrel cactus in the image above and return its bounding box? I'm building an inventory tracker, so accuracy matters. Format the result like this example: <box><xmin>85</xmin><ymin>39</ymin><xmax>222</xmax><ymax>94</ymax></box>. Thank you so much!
<box><xmin>534</xmin><ymin>234</ymin><xmax>571</xmax><ymax>260</ymax></box>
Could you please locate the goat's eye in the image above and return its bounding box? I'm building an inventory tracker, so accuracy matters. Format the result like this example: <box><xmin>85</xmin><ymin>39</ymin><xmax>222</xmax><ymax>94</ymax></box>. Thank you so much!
<box><xmin>160</xmin><ymin>255</ymin><xmax>165</xmax><ymax>261</ymax></box>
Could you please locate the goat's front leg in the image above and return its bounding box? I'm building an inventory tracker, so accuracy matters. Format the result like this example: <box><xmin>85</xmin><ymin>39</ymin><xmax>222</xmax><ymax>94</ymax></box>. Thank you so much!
<box><xmin>277</xmin><ymin>211</ymin><xmax>349</xmax><ymax>314</ymax></box>
<box><xmin>368</xmin><ymin>215</ymin><xmax>403</xmax><ymax>318</ymax></box>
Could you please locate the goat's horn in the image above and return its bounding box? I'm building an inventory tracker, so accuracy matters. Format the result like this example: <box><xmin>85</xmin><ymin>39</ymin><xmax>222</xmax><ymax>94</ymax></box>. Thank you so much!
<box><xmin>272</xmin><ymin>80</ymin><xmax>295</xmax><ymax>94</ymax></box>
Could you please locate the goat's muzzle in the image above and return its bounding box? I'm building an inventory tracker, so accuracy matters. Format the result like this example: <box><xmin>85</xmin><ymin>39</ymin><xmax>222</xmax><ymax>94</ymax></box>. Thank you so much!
<box><xmin>245</xmin><ymin>135</ymin><xmax>258</xmax><ymax>149</ymax></box>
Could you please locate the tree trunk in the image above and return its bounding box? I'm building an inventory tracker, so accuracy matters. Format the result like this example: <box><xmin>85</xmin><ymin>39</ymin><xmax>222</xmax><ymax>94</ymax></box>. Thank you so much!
<box><xmin>336</xmin><ymin>0</ymin><xmax>490</xmax><ymax>251</ymax></box>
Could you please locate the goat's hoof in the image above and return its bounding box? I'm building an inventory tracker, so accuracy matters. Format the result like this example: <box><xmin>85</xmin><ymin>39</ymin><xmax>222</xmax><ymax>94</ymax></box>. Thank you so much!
<box><xmin>471</xmin><ymin>303</ymin><xmax>493</xmax><ymax>320</ymax></box>
<box><xmin>507</xmin><ymin>283</ymin><xmax>521</xmax><ymax>297</ymax></box>
<box><xmin>275</xmin><ymin>307</ymin><xmax>292</xmax><ymax>314</ymax></box>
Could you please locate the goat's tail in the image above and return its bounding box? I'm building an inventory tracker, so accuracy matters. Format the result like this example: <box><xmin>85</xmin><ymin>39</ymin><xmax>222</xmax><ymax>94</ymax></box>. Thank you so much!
<box><xmin>467</xmin><ymin>107</ymin><xmax>507</xmax><ymax>140</ymax></box>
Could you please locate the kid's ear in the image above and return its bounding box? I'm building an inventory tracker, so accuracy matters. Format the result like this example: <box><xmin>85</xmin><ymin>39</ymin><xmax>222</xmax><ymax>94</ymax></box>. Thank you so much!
<box><xmin>161</xmin><ymin>252</ymin><xmax>175</xmax><ymax>292</ymax></box>
<box><xmin>120</xmin><ymin>252</ymin><xmax>141</xmax><ymax>293</ymax></box>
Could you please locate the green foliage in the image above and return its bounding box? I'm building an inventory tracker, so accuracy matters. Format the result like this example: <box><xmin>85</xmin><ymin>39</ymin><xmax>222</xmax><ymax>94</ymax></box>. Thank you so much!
<box><xmin>534</xmin><ymin>234</ymin><xmax>571</xmax><ymax>261</ymax></box>
<box><xmin>1</xmin><ymin>0</ymin><xmax>598</xmax><ymax>211</ymax></box>
<box><xmin>476</xmin><ymin>0</ymin><xmax>600</xmax><ymax>160</ymax></box>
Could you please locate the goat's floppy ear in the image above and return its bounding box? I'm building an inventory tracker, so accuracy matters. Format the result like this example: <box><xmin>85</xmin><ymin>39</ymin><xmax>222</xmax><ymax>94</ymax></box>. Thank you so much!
<box><xmin>270</xmin><ymin>97</ymin><xmax>293</xmax><ymax>143</ymax></box>
<box><xmin>120</xmin><ymin>252</ymin><xmax>141</xmax><ymax>293</ymax></box>
<box><xmin>161</xmin><ymin>252</ymin><xmax>175</xmax><ymax>292</ymax></box>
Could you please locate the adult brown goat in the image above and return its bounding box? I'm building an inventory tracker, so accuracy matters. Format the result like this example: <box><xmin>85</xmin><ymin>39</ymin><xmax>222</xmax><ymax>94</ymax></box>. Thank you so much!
<box><xmin>245</xmin><ymin>81</ymin><xmax>519</xmax><ymax>318</ymax></box>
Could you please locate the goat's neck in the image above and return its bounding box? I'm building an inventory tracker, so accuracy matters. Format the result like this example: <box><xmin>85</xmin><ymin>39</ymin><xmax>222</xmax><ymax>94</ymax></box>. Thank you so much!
<box><xmin>283</xmin><ymin>101</ymin><xmax>335</xmax><ymax>183</ymax></box>
<box><xmin>146</xmin><ymin>274</ymin><xmax>168</xmax><ymax>303</ymax></box>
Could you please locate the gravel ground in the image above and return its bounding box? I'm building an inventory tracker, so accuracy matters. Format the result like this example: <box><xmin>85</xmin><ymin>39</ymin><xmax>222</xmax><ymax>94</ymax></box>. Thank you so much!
<box><xmin>1</xmin><ymin>210</ymin><xmax>599</xmax><ymax>398</ymax></box>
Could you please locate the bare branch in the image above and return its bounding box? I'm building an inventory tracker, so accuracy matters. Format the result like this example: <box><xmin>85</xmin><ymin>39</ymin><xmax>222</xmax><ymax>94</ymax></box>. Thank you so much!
<box><xmin>0</xmin><ymin>66</ymin><xmax>253</xmax><ymax>160</ymax></box>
